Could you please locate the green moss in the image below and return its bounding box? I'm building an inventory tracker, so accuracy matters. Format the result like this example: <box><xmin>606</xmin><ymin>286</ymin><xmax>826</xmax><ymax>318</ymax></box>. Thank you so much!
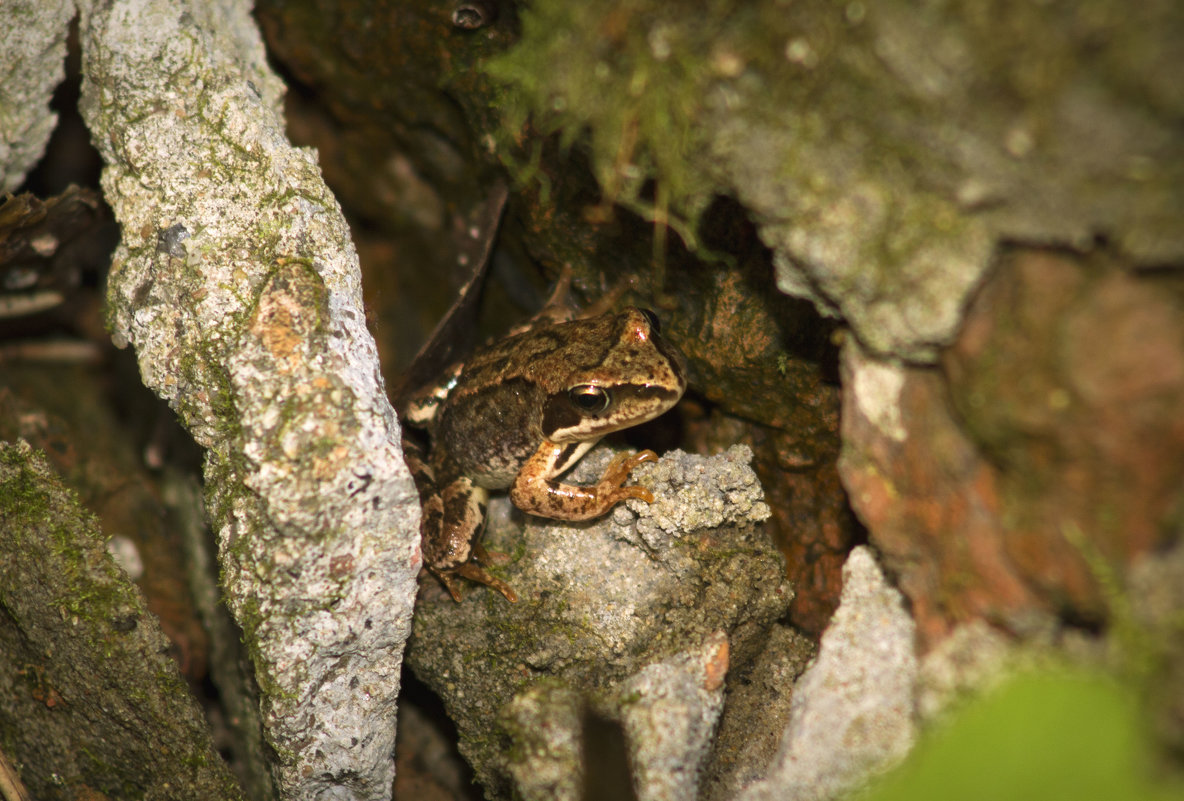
<box><xmin>255</xmin><ymin>668</ymin><xmax>301</xmax><ymax>708</ymax></box>
<box><xmin>236</xmin><ymin>596</ymin><xmax>264</xmax><ymax>644</ymax></box>
<box><xmin>615</xmin><ymin>688</ymin><xmax>644</xmax><ymax>709</ymax></box>
<box><xmin>78</xmin><ymin>742</ymin><xmax>144</xmax><ymax>800</ymax></box>
<box><xmin>170</xmin><ymin>331</ymin><xmax>241</xmax><ymax>445</ymax></box>
<box><xmin>2</xmin><ymin>452</ymin><xmax>131</xmax><ymax>628</ymax></box>
<box><xmin>1</xmin><ymin>443</ymin><xmax>241</xmax><ymax>797</ymax></box>
<box><xmin>1062</xmin><ymin>521</ymin><xmax>1163</xmax><ymax>681</ymax></box>
<box><xmin>484</xmin><ymin>0</ymin><xmax>795</xmax><ymax>240</ymax></box>
<box><xmin>0</xmin><ymin>449</ymin><xmax>52</xmax><ymax>542</ymax></box>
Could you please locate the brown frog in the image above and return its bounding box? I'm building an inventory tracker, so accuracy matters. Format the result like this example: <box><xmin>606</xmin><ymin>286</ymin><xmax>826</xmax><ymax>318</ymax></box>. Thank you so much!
<box><xmin>402</xmin><ymin>302</ymin><xmax>686</xmax><ymax>602</ymax></box>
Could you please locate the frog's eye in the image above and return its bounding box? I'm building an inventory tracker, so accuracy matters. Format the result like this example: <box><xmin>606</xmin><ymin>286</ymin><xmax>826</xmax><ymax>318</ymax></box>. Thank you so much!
<box><xmin>568</xmin><ymin>384</ymin><xmax>611</xmax><ymax>415</ymax></box>
<box><xmin>639</xmin><ymin>308</ymin><xmax>661</xmax><ymax>333</ymax></box>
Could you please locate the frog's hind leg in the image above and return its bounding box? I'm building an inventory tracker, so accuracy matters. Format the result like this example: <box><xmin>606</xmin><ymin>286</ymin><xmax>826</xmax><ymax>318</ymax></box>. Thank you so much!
<box><xmin>428</xmin><ymin>565</ymin><xmax>467</xmax><ymax>603</ymax></box>
<box><xmin>453</xmin><ymin>562</ymin><xmax>519</xmax><ymax>603</ymax></box>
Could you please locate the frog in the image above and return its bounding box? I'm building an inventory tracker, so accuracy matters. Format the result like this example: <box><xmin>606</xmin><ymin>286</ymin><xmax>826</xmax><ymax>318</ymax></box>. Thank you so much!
<box><xmin>401</xmin><ymin>296</ymin><xmax>687</xmax><ymax>603</ymax></box>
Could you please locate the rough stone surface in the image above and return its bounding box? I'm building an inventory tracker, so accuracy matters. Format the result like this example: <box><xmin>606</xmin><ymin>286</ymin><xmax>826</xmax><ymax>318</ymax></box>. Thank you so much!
<box><xmin>618</xmin><ymin>631</ymin><xmax>731</xmax><ymax>801</ymax></box>
<box><xmin>499</xmin><ymin>683</ymin><xmax>585</xmax><ymax>801</ymax></box>
<box><xmin>841</xmin><ymin>248</ymin><xmax>1184</xmax><ymax>645</ymax></box>
<box><xmin>76</xmin><ymin>2</ymin><xmax>420</xmax><ymax>799</ymax></box>
<box><xmin>714</xmin><ymin>1</ymin><xmax>1184</xmax><ymax>361</ymax></box>
<box><xmin>0</xmin><ymin>0</ymin><xmax>73</xmax><ymax>192</ymax></box>
<box><xmin>739</xmin><ymin>546</ymin><xmax>917</xmax><ymax>801</ymax></box>
<box><xmin>615</xmin><ymin>443</ymin><xmax>772</xmax><ymax>551</ymax></box>
<box><xmin>495</xmin><ymin>633</ymin><xmax>731</xmax><ymax>801</ymax></box>
<box><xmin>407</xmin><ymin>445</ymin><xmax>791</xmax><ymax>801</ymax></box>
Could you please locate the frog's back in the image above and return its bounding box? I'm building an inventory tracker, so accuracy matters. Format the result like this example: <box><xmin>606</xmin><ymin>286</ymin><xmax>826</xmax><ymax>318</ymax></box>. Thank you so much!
<box><xmin>461</xmin><ymin>322</ymin><xmax>605</xmax><ymax>388</ymax></box>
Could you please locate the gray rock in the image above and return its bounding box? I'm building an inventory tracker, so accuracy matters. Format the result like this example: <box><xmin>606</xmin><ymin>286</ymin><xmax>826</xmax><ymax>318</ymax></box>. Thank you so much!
<box><xmin>619</xmin><ymin>631</ymin><xmax>731</xmax><ymax>801</ymax></box>
<box><xmin>739</xmin><ymin>546</ymin><xmax>916</xmax><ymax>801</ymax></box>
<box><xmin>500</xmin><ymin>682</ymin><xmax>585</xmax><ymax>801</ymax></box>
<box><xmin>714</xmin><ymin>2</ymin><xmax>1184</xmax><ymax>361</ymax></box>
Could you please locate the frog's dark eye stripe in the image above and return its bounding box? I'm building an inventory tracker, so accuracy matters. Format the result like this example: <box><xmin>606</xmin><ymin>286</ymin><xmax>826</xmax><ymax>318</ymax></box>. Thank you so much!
<box><xmin>568</xmin><ymin>384</ymin><xmax>611</xmax><ymax>414</ymax></box>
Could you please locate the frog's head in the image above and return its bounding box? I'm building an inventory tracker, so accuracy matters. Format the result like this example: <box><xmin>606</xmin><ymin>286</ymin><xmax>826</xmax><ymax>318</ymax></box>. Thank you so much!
<box><xmin>543</xmin><ymin>307</ymin><xmax>686</xmax><ymax>443</ymax></box>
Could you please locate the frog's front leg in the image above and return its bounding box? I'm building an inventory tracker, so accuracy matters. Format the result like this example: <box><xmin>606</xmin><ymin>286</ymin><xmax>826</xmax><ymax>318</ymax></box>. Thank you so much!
<box><xmin>510</xmin><ymin>441</ymin><xmax>658</xmax><ymax>520</ymax></box>
<box><xmin>421</xmin><ymin>476</ymin><xmax>518</xmax><ymax>603</ymax></box>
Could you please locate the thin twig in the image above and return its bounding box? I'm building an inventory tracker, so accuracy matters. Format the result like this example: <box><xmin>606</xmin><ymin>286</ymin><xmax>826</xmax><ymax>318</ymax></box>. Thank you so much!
<box><xmin>0</xmin><ymin>747</ymin><xmax>32</xmax><ymax>801</ymax></box>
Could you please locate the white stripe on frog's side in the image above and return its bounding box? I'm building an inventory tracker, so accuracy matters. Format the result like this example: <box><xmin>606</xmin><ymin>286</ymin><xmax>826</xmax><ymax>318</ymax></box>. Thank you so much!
<box><xmin>404</xmin><ymin>361</ymin><xmax>463</xmax><ymax>426</ymax></box>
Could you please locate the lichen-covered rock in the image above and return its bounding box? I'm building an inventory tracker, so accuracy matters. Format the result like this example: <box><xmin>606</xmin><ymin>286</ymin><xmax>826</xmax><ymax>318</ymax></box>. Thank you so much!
<box><xmin>406</xmin><ymin>445</ymin><xmax>790</xmax><ymax>800</ymax></box>
<box><xmin>76</xmin><ymin>2</ymin><xmax>421</xmax><ymax>799</ymax></box>
<box><xmin>720</xmin><ymin>0</ymin><xmax>1184</xmax><ymax>360</ymax></box>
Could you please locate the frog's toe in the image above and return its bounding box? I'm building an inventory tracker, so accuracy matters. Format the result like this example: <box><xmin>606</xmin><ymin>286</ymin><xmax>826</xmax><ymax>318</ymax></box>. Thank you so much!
<box><xmin>599</xmin><ymin>450</ymin><xmax>658</xmax><ymax>505</ymax></box>
<box><xmin>472</xmin><ymin>542</ymin><xmax>512</xmax><ymax>566</ymax></box>
<box><xmin>429</xmin><ymin>566</ymin><xmax>466</xmax><ymax>603</ymax></box>
<box><xmin>615</xmin><ymin>484</ymin><xmax>655</xmax><ymax>504</ymax></box>
<box><xmin>602</xmin><ymin>449</ymin><xmax>657</xmax><ymax>485</ymax></box>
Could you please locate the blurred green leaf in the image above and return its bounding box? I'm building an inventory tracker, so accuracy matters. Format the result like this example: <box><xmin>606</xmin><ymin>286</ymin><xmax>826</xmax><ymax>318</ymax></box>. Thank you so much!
<box><xmin>861</xmin><ymin>671</ymin><xmax>1182</xmax><ymax>801</ymax></box>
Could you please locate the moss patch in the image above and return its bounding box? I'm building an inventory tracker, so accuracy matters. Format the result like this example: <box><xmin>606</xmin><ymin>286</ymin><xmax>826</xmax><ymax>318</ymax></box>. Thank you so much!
<box><xmin>0</xmin><ymin>442</ymin><xmax>242</xmax><ymax>800</ymax></box>
<box><xmin>485</xmin><ymin>0</ymin><xmax>798</xmax><ymax>236</ymax></box>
